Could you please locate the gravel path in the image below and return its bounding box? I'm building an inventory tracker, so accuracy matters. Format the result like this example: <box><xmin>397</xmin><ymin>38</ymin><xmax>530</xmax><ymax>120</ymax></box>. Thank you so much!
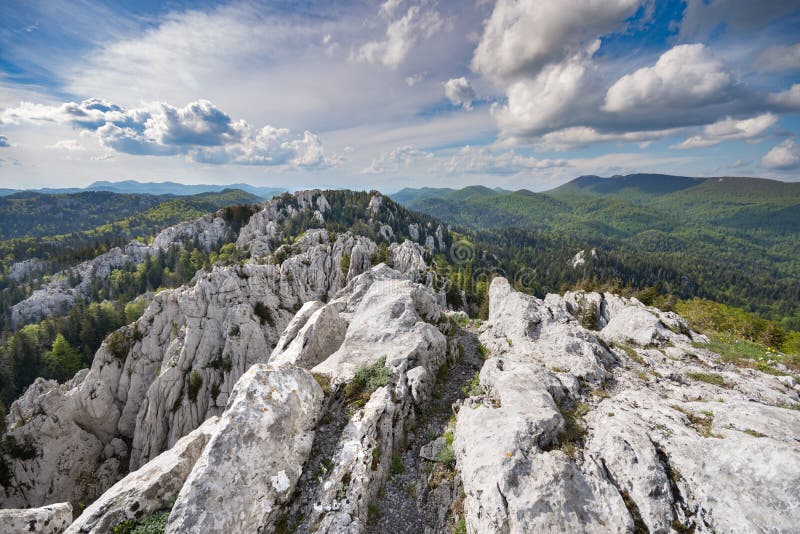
<box><xmin>367</xmin><ymin>325</ymin><xmax>483</xmax><ymax>534</ymax></box>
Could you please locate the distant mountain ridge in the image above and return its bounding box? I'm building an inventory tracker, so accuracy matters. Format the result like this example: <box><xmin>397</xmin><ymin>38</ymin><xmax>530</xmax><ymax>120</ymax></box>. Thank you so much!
<box><xmin>0</xmin><ymin>180</ymin><xmax>287</xmax><ymax>199</ymax></box>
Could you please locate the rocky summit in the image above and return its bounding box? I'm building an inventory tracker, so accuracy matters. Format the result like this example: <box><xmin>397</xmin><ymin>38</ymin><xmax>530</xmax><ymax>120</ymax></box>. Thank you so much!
<box><xmin>1</xmin><ymin>190</ymin><xmax>799</xmax><ymax>533</ymax></box>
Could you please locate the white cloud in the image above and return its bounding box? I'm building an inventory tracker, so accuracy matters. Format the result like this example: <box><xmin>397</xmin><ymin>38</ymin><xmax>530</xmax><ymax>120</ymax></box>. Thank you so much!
<box><xmin>442</xmin><ymin>146</ymin><xmax>567</xmax><ymax>175</ymax></box>
<box><xmin>47</xmin><ymin>139</ymin><xmax>86</xmax><ymax>151</ymax></box>
<box><xmin>471</xmin><ymin>0</ymin><xmax>641</xmax><ymax>83</ymax></box>
<box><xmin>492</xmin><ymin>55</ymin><xmax>599</xmax><ymax>139</ymax></box>
<box><xmin>3</xmin><ymin>98</ymin><xmax>335</xmax><ymax>168</ymax></box>
<box><xmin>362</xmin><ymin>146</ymin><xmax>433</xmax><ymax>173</ymax></box>
<box><xmin>758</xmin><ymin>43</ymin><xmax>800</xmax><ymax>72</ymax></box>
<box><xmin>768</xmin><ymin>84</ymin><xmax>800</xmax><ymax>109</ymax></box>
<box><xmin>604</xmin><ymin>44</ymin><xmax>735</xmax><ymax>113</ymax></box>
<box><xmin>536</xmin><ymin>126</ymin><xmax>684</xmax><ymax>151</ymax></box>
<box><xmin>672</xmin><ymin>114</ymin><xmax>778</xmax><ymax>149</ymax></box>
<box><xmin>443</xmin><ymin>77</ymin><xmax>475</xmax><ymax>109</ymax></box>
<box><xmin>352</xmin><ymin>1</ymin><xmax>444</xmax><ymax>69</ymax></box>
<box><xmin>761</xmin><ymin>138</ymin><xmax>800</xmax><ymax>170</ymax></box>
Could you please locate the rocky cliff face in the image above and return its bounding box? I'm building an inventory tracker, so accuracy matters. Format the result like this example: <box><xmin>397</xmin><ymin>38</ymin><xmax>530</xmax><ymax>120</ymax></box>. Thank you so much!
<box><xmin>2</xmin><ymin>190</ymin><xmax>799</xmax><ymax>533</ymax></box>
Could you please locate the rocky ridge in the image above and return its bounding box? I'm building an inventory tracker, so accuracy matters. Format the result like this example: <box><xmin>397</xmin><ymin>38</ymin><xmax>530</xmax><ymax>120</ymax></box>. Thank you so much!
<box><xmin>1</xmin><ymin>190</ymin><xmax>798</xmax><ymax>533</ymax></box>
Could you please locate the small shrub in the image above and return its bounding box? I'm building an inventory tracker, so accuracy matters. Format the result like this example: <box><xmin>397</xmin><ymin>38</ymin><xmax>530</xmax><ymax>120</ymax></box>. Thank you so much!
<box><xmin>112</xmin><ymin>509</ymin><xmax>169</xmax><ymax>534</ymax></box>
<box><xmin>454</xmin><ymin>516</ymin><xmax>467</xmax><ymax>534</ymax></box>
<box><xmin>389</xmin><ymin>455</ymin><xmax>404</xmax><ymax>477</ymax></box>
<box><xmin>253</xmin><ymin>302</ymin><xmax>275</xmax><ymax>327</ymax></box>
<box><xmin>367</xmin><ymin>504</ymin><xmax>380</xmax><ymax>525</ymax></box>
<box><xmin>476</xmin><ymin>343</ymin><xmax>489</xmax><ymax>360</ymax></box>
<box><xmin>107</xmin><ymin>330</ymin><xmax>130</xmax><ymax>361</ymax></box>
<box><xmin>340</xmin><ymin>253</ymin><xmax>351</xmax><ymax>276</ymax></box>
<box><xmin>345</xmin><ymin>357</ymin><xmax>392</xmax><ymax>409</ymax></box>
<box><xmin>461</xmin><ymin>373</ymin><xmax>483</xmax><ymax>397</ymax></box>
<box><xmin>436</xmin><ymin>443</ymin><xmax>456</xmax><ymax>468</ymax></box>
<box><xmin>743</xmin><ymin>428</ymin><xmax>766</xmax><ymax>438</ymax></box>
<box><xmin>187</xmin><ymin>371</ymin><xmax>203</xmax><ymax>402</ymax></box>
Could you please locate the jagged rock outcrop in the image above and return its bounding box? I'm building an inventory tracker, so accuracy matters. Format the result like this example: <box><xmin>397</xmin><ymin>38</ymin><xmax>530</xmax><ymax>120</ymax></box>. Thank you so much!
<box><xmin>1</xmin><ymin>191</ymin><xmax>440</xmax><ymax>516</ymax></box>
<box><xmin>454</xmin><ymin>278</ymin><xmax>800</xmax><ymax>533</ymax></box>
<box><xmin>166</xmin><ymin>364</ymin><xmax>323</xmax><ymax>533</ymax></box>
<box><xmin>65</xmin><ymin>417</ymin><xmax>220</xmax><ymax>534</ymax></box>
<box><xmin>0</xmin><ymin>502</ymin><xmax>72</xmax><ymax>534</ymax></box>
<box><xmin>8</xmin><ymin>258</ymin><xmax>45</xmax><ymax>282</ymax></box>
<box><xmin>10</xmin><ymin>214</ymin><xmax>229</xmax><ymax>330</ymax></box>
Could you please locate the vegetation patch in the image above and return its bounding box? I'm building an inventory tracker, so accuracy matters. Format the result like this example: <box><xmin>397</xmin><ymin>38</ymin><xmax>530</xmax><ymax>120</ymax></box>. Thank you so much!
<box><xmin>112</xmin><ymin>509</ymin><xmax>170</xmax><ymax>534</ymax></box>
<box><xmin>742</xmin><ymin>428</ymin><xmax>767</xmax><ymax>438</ymax></box>
<box><xmin>460</xmin><ymin>372</ymin><xmax>483</xmax><ymax>397</ymax></box>
<box><xmin>554</xmin><ymin>402</ymin><xmax>588</xmax><ymax>459</ymax></box>
<box><xmin>253</xmin><ymin>302</ymin><xmax>275</xmax><ymax>327</ymax></box>
<box><xmin>436</xmin><ymin>430</ymin><xmax>457</xmax><ymax>468</ymax></box>
<box><xmin>389</xmin><ymin>455</ymin><xmax>404</xmax><ymax>477</ymax></box>
<box><xmin>687</xmin><ymin>372</ymin><xmax>730</xmax><ymax>388</ymax></box>
<box><xmin>187</xmin><ymin>371</ymin><xmax>203</xmax><ymax>402</ymax></box>
<box><xmin>613</xmin><ymin>341</ymin><xmax>645</xmax><ymax>365</ymax></box>
<box><xmin>344</xmin><ymin>357</ymin><xmax>392</xmax><ymax>410</ymax></box>
<box><xmin>672</xmin><ymin>405</ymin><xmax>720</xmax><ymax>438</ymax></box>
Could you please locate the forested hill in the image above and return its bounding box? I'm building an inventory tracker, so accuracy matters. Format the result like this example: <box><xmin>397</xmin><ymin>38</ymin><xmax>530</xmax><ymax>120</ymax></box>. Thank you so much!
<box><xmin>392</xmin><ymin>175</ymin><xmax>800</xmax><ymax>328</ymax></box>
<box><xmin>0</xmin><ymin>189</ymin><xmax>262</xmax><ymax>239</ymax></box>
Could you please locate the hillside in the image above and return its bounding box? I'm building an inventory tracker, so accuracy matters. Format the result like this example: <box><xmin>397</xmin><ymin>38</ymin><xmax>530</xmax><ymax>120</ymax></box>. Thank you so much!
<box><xmin>393</xmin><ymin>175</ymin><xmax>800</xmax><ymax>325</ymax></box>
<box><xmin>0</xmin><ymin>190</ymin><xmax>798</xmax><ymax>533</ymax></box>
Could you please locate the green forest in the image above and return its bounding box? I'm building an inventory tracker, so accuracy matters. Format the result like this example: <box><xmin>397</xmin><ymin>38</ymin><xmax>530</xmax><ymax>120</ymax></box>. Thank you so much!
<box><xmin>393</xmin><ymin>175</ymin><xmax>800</xmax><ymax>330</ymax></box>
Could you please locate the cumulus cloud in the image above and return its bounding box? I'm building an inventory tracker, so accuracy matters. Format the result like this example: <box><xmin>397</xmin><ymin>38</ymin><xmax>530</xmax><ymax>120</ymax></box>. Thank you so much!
<box><xmin>362</xmin><ymin>145</ymin><xmax>433</xmax><ymax>173</ymax></box>
<box><xmin>442</xmin><ymin>146</ymin><xmax>567</xmax><ymax>175</ymax></box>
<box><xmin>758</xmin><ymin>43</ymin><xmax>800</xmax><ymax>72</ymax></box>
<box><xmin>492</xmin><ymin>56</ymin><xmax>599</xmax><ymax>138</ymax></box>
<box><xmin>761</xmin><ymin>138</ymin><xmax>800</xmax><ymax>170</ymax></box>
<box><xmin>672</xmin><ymin>114</ymin><xmax>778</xmax><ymax>149</ymax></box>
<box><xmin>471</xmin><ymin>0</ymin><xmax>640</xmax><ymax>83</ymax></box>
<box><xmin>443</xmin><ymin>77</ymin><xmax>476</xmax><ymax>109</ymax></box>
<box><xmin>768</xmin><ymin>84</ymin><xmax>800</xmax><ymax>110</ymax></box>
<box><xmin>352</xmin><ymin>1</ymin><xmax>444</xmax><ymax>69</ymax></box>
<box><xmin>0</xmin><ymin>135</ymin><xmax>8</xmax><ymax>147</ymax></box>
<box><xmin>2</xmin><ymin>98</ymin><xmax>335</xmax><ymax>168</ymax></box>
<box><xmin>604</xmin><ymin>44</ymin><xmax>735</xmax><ymax>113</ymax></box>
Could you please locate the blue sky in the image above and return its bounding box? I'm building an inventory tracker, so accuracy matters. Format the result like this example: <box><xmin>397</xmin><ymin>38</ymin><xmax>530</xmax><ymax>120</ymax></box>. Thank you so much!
<box><xmin>0</xmin><ymin>0</ymin><xmax>798</xmax><ymax>191</ymax></box>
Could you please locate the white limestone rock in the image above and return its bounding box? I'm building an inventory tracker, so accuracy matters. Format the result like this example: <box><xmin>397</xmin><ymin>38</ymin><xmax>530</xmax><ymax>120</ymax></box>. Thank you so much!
<box><xmin>0</xmin><ymin>502</ymin><xmax>72</xmax><ymax>534</ymax></box>
<box><xmin>65</xmin><ymin>417</ymin><xmax>220</xmax><ymax>534</ymax></box>
<box><xmin>165</xmin><ymin>364</ymin><xmax>323</xmax><ymax>533</ymax></box>
<box><xmin>269</xmin><ymin>301</ymin><xmax>348</xmax><ymax>369</ymax></box>
<box><xmin>312</xmin><ymin>278</ymin><xmax>445</xmax><ymax>383</ymax></box>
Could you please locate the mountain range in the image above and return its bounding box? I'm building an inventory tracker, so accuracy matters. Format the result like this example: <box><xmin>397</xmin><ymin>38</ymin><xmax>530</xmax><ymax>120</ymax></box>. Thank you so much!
<box><xmin>0</xmin><ymin>180</ymin><xmax>287</xmax><ymax>199</ymax></box>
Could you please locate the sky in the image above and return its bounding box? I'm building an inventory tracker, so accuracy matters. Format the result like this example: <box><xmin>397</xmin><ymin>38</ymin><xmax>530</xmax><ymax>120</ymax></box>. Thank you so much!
<box><xmin>0</xmin><ymin>0</ymin><xmax>799</xmax><ymax>192</ymax></box>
